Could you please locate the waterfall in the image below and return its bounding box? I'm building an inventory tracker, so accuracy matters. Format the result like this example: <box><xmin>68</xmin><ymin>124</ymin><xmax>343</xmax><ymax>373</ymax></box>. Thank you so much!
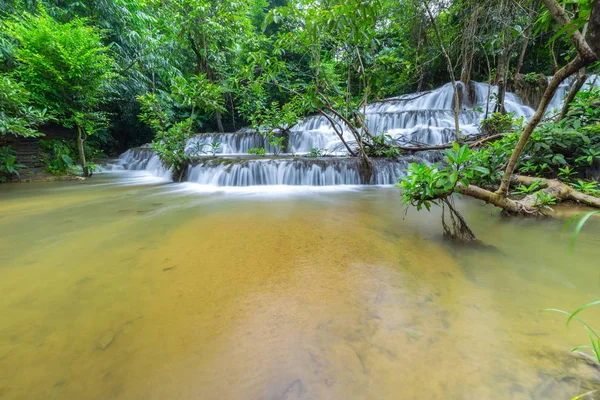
<box><xmin>110</xmin><ymin>147</ymin><xmax>172</xmax><ymax>179</ymax></box>
<box><xmin>112</xmin><ymin>77</ymin><xmax>597</xmax><ymax>187</ymax></box>
<box><xmin>185</xmin><ymin>133</ymin><xmax>279</xmax><ymax>155</ymax></box>
<box><xmin>186</xmin><ymin>158</ymin><xmax>421</xmax><ymax>186</ymax></box>
<box><xmin>547</xmin><ymin>74</ymin><xmax>599</xmax><ymax>113</ymax></box>
<box><xmin>288</xmin><ymin>81</ymin><xmax>535</xmax><ymax>153</ymax></box>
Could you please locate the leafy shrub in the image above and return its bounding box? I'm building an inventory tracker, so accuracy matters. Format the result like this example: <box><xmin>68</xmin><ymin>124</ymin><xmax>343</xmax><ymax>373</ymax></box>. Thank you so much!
<box><xmin>150</xmin><ymin>121</ymin><xmax>192</xmax><ymax>171</ymax></box>
<box><xmin>518</xmin><ymin>87</ymin><xmax>600</xmax><ymax>177</ymax></box>
<box><xmin>205</xmin><ymin>141</ymin><xmax>221</xmax><ymax>156</ymax></box>
<box><xmin>39</xmin><ymin>139</ymin><xmax>74</xmax><ymax>175</ymax></box>
<box><xmin>0</xmin><ymin>75</ymin><xmax>48</xmax><ymax>138</ymax></box>
<box><xmin>571</xmin><ymin>179</ymin><xmax>600</xmax><ymax>196</ymax></box>
<box><xmin>398</xmin><ymin>143</ymin><xmax>488</xmax><ymax>211</ymax></box>
<box><xmin>468</xmin><ymin>133</ymin><xmax>518</xmax><ymax>185</ymax></box>
<box><xmin>137</xmin><ymin>74</ymin><xmax>225</xmax><ymax>181</ymax></box>
<box><xmin>366</xmin><ymin>134</ymin><xmax>402</xmax><ymax>159</ymax></box>
<box><xmin>480</xmin><ymin>112</ymin><xmax>520</xmax><ymax>135</ymax></box>
<box><xmin>534</xmin><ymin>192</ymin><xmax>557</xmax><ymax>210</ymax></box>
<box><xmin>0</xmin><ymin>146</ymin><xmax>26</xmax><ymax>182</ymax></box>
<box><xmin>523</xmin><ymin>72</ymin><xmax>542</xmax><ymax>85</ymax></box>
<box><xmin>511</xmin><ymin>179</ymin><xmax>544</xmax><ymax>196</ymax></box>
<box><xmin>460</xmin><ymin>87</ymin><xmax>600</xmax><ymax>184</ymax></box>
<box><xmin>248</xmin><ymin>147</ymin><xmax>267</xmax><ymax>156</ymax></box>
<box><xmin>267</xmin><ymin>134</ymin><xmax>286</xmax><ymax>156</ymax></box>
<box><xmin>307</xmin><ymin>147</ymin><xmax>325</xmax><ymax>157</ymax></box>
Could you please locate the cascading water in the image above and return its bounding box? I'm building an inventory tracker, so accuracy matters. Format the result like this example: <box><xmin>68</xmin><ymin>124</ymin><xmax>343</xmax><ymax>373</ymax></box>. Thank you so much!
<box><xmin>288</xmin><ymin>81</ymin><xmax>535</xmax><ymax>154</ymax></box>
<box><xmin>111</xmin><ymin>147</ymin><xmax>172</xmax><ymax>179</ymax></box>
<box><xmin>547</xmin><ymin>74</ymin><xmax>599</xmax><ymax>113</ymax></box>
<box><xmin>112</xmin><ymin>148</ymin><xmax>423</xmax><ymax>186</ymax></box>
<box><xmin>111</xmin><ymin>77</ymin><xmax>598</xmax><ymax>187</ymax></box>
<box><xmin>186</xmin><ymin>158</ymin><xmax>420</xmax><ymax>186</ymax></box>
<box><xmin>185</xmin><ymin>133</ymin><xmax>279</xmax><ymax>155</ymax></box>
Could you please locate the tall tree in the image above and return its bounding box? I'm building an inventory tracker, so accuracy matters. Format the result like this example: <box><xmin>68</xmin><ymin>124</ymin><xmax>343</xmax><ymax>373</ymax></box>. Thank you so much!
<box><xmin>496</xmin><ymin>0</ymin><xmax>599</xmax><ymax>196</ymax></box>
<box><xmin>4</xmin><ymin>9</ymin><xmax>115</xmax><ymax>176</ymax></box>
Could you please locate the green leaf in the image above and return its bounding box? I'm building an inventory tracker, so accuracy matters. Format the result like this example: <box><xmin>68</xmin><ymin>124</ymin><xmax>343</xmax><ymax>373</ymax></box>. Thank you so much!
<box><xmin>470</xmin><ymin>166</ymin><xmax>490</xmax><ymax>175</ymax></box>
<box><xmin>569</xmin><ymin>211</ymin><xmax>600</xmax><ymax>250</ymax></box>
<box><xmin>542</xmin><ymin>308</ymin><xmax>600</xmax><ymax>339</ymax></box>
<box><xmin>586</xmin><ymin>327</ymin><xmax>600</xmax><ymax>362</ymax></box>
<box><xmin>567</xmin><ymin>300</ymin><xmax>600</xmax><ymax>328</ymax></box>
<box><xmin>61</xmin><ymin>154</ymin><xmax>73</xmax><ymax>167</ymax></box>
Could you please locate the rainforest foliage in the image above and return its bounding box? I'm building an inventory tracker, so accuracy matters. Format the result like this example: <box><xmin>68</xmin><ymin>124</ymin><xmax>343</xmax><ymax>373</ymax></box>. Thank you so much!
<box><xmin>0</xmin><ymin>0</ymin><xmax>599</xmax><ymax>184</ymax></box>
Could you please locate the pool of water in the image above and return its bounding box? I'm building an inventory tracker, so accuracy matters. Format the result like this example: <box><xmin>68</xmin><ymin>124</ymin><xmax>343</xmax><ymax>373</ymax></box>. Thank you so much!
<box><xmin>1</xmin><ymin>171</ymin><xmax>600</xmax><ymax>399</ymax></box>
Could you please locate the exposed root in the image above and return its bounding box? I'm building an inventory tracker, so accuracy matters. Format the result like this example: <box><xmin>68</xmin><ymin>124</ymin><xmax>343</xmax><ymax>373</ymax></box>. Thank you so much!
<box><xmin>441</xmin><ymin>197</ymin><xmax>477</xmax><ymax>241</ymax></box>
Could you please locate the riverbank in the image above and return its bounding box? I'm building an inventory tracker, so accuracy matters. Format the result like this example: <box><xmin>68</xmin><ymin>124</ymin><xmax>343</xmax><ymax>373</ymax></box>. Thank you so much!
<box><xmin>7</xmin><ymin>168</ymin><xmax>87</xmax><ymax>183</ymax></box>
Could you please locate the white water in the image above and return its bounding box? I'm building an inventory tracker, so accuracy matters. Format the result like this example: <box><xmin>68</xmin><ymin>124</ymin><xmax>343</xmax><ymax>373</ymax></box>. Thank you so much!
<box><xmin>287</xmin><ymin>81</ymin><xmax>536</xmax><ymax>154</ymax></box>
<box><xmin>111</xmin><ymin>147</ymin><xmax>173</xmax><ymax>180</ymax></box>
<box><xmin>113</xmin><ymin>150</ymin><xmax>425</xmax><ymax>186</ymax></box>
<box><xmin>185</xmin><ymin>133</ymin><xmax>279</xmax><ymax>155</ymax></box>
<box><xmin>186</xmin><ymin>158</ymin><xmax>419</xmax><ymax>186</ymax></box>
<box><xmin>112</xmin><ymin>77</ymin><xmax>598</xmax><ymax>187</ymax></box>
<box><xmin>547</xmin><ymin>74</ymin><xmax>599</xmax><ymax>113</ymax></box>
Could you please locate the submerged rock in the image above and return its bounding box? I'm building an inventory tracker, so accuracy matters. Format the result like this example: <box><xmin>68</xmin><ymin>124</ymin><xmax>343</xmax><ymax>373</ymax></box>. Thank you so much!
<box><xmin>96</xmin><ymin>330</ymin><xmax>114</xmax><ymax>350</ymax></box>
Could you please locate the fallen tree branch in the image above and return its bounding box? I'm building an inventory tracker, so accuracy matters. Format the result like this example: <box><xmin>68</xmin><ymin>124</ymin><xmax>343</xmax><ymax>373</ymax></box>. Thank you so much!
<box><xmin>372</xmin><ymin>92</ymin><xmax>431</xmax><ymax>104</ymax></box>
<box><xmin>391</xmin><ymin>132</ymin><xmax>508</xmax><ymax>152</ymax></box>
<box><xmin>456</xmin><ymin>175</ymin><xmax>600</xmax><ymax>215</ymax></box>
<box><xmin>515</xmin><ymin>175</ymin><xmax>600</xmax><ymax>208</ymax></box>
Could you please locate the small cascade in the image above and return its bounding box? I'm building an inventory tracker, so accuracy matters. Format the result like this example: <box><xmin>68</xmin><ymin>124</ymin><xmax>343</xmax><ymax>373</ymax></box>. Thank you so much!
<box><xmin>110</xmin><ymin>147</ymin><xmax>172</xmax><ymax>179</ymax></box>
<box><xmin>112</xmin><ymin>77</ymin><xmax>598</xmax><ymax>187</ymax></box>
<box><xmin>547</xmin><ymin>74</ymin><xmax>599</xmax><ymax>113</ymax></box>
<box><xmin>185</xmin><ymin>133</ymin><xmax>280</xmax><ymax>155</ymax></box>
<box><xmin>288</xmin><ymin>81</ymin><xmax>535</xmax><ymax>153</ymax></box>
<box><xmin>186</xmin><ymin>158</ymin><xmax>418</xmax><ymax>186</ymax></box>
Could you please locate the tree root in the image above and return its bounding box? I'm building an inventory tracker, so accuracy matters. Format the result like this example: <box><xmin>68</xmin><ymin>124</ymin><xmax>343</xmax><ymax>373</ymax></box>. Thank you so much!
<box><xmin>441</xmin><ymin>197</ymin><xmax>477</xmax><ymax>242</ymax></box>
<box><xmin>456</xmin><ymin>175</ymin><xmax>600</xmax><ymax>215</ymax></box>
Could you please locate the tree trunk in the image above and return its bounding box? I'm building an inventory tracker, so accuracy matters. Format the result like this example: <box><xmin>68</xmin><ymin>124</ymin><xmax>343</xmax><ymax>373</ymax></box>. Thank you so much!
<box><xmin>424</xmin><ymin>0</ymin><xmax>461</xmax><ymax>141</ymax></box>
<box><xmin>589</xmin><ymin>0</ymin><xmax>600</xmax><ymax>55</ymax></box>
<box><xmin>415</xmin><ymin>14</ymin><xmax>425</xmax><ymax>92</ymax></box>
<box><xmin>550</xmin><ymin>41</ymin><xmax>559</xmax><ymax>74</ymax></box>
<box><xmin>458</xmin><ymin>176</ymin><xmax>600</xmax><ymax>215</ymax></box>
<box><xmin>515</xmin><ymin>0</ymin><xmax>537</xmax><ymax>79</ymax></box>
<box><xmin>494</xmin><ymin>45</ymin><xmax>512</xmax><ymax>114</ymax></box>
<box><xmin>496</xmin><ymin>0</ymin><xmax>599</xmax><ymax>196</ymax></box>
<box><xmin>515</xmin><ymin>37</ymin><xmax>530</xmax><ymax>79</ymax></box>
<box><xmin>558</xmin><ymin>14</ymin><xmax>591</xmax><ymax>120</ymax></box>
<box><xmin>496</xmin><ymin>57</ymin><xmax>586</xmax><ymax>195</ymax></box>
<box><xmin>319</xmin><ymin>110</ymin><xmax>356</xmax><ymax>156</ymax></box>
<box><xmin>228</xmin><ymin>93</ymin><xmax>236</xmax><ymax>130</ymax></box>
<box><xmin>215</xmin><ymin>109</ymin><xmax>224</xmax><ymax>133</ymax></box>
<box><xmin>483</xmin><ymin>46</ymin><xmax>493</xmax><ymax>119</ymax></box>
<box><xmin>460</xmin><ymin>0</ymin><xmax>478</xmax><ymax>100</ymax></box>
<box><xmin>77</xmin><ymin>124</ymin><xmax>89</xmax><ymax>178</ymax></box>
<box><xmin>323</xmin><ymin>105</ymin><xmax>373</xmax><ymax>182</ymax></box>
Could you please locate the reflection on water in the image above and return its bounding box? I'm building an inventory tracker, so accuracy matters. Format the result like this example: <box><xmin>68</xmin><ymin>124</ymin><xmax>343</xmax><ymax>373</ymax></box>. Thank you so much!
<box><xmin>1</xmin><ymin>172</ymin><xmax>600</xmax><ymax>399</ymax></box>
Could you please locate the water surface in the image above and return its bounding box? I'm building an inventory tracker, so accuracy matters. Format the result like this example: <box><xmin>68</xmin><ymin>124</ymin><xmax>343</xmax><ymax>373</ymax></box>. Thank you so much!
<box><xmin>1</xmin><ymin>172</ymin><xmax>600</xmax><ymax>399</ymax></box>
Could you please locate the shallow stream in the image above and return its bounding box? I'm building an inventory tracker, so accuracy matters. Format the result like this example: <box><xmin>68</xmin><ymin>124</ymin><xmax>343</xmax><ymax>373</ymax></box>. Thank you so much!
<box><xmin>1</xmin><ymin>172</ymin><xmax>600</xmax><ymax>399</ymax></box>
